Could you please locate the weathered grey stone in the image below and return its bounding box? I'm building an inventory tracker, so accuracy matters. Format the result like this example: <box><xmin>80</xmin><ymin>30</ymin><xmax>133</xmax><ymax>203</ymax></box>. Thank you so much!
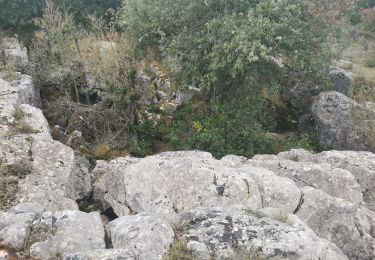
<box><xmin>313</xmin><ymin>150</ymin><xmax>375</xmax><ymax>211</ymax></box>
<box><xmin>1</xmin><ymin>37</ymin><xmax>28</xmax><ymax>70</ymax></box>
<box><xmin>334</xmin><ymin>60</ymin><xmax>353</xmax><ymax>70</ymax></box>
<box><xmin>276</xmin><ymin>149</ymin><xmax>375</xmax><ymax>211</ymax></box>
<box><xmin>242</xmin><ymin>166</ymin><xmax>301</xmax><ymax>213</ymax></box>
<box><xmin>296</xmin><ymin>187</ymin><xmax>375</xmax><ymax>260</ymax></box>
<box><xmin>93</xmin><ymin>151</ymin><xmax>264</xmax><ymax>221</ymax></box>
<box><xmin>248</xmin><ymin>157</ymin><xmax>363</xmax><ymax>206</ymax></box>
<box><xmin>106</xmin><ymin>214</ymin><xmax>174</xmax><ymax>260</ymax></box>
<box><xmin>179</xmin><ymin>207</ymin><xmax>348</xmax><ymax>260</ymax></box>
<box><xmin>283</xmin><ymin>80</ymin><xmax>323</xmax><ymax>114</ymax></box>
<box><xmin>0</xmin><ymin>209</ymin><xmax>38</xmax><ymax>251</ymax></box>
<box><xmin>66</xmin><ymin>154</ymin><xmax>92</xmax><ymax>201</ymax></box>
<box><xmin>0</xmin><ymin>78</ymin><xmax>92</xmax><ymax>211</ymax></box>
<box><xmin>329</xmin><ymin>66</ymin><xmax>354</xmax><ymax>96</ymax></box>
<box><xmin>63</xmin><ymin>249</ymin><xmax>136</xmax><ymax>260</ymax></box>
<box><xmin>9</xmin><ymin>202</ymin><xmax>46</xmax><ymax>216</ymax></box>
<box><xmin>311</xmin><ymin>91</ymin><xmax>375</xmax><ymax>151</ymax></box>
<box><xmin>220</xmin><ymin>155</ymin><xmax>248</xmax><ymax>167</ymax></box>
<box><xmin>30</xmin><ymin>210</ymin><xmax>105</xmax><ymax>259</ymax></box>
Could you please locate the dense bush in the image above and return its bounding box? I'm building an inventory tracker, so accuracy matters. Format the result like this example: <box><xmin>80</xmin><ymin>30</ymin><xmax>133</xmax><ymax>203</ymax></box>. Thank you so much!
<box><xmin>361</xmin><ymin>7</ymin><xmax>375</xmax><ymax>33</ymax></box>
<box><xmin>30</xmin><ymin>2</ymin><xmax>139</xmax><ymax>150</ymax></box>
<box><xmin>0</xmin><ymin>0</ymin><xmax>121</xmax><ymax>38</ymax></box>
<box><xmin>119</xmin><ymin>0</ymin><xmax>351</xmax><ymax>157</ymax></box>
<box><xmin>122</xmin><ymin>0</ymin><xmax>341</xmax><ymax>91</ymax></box>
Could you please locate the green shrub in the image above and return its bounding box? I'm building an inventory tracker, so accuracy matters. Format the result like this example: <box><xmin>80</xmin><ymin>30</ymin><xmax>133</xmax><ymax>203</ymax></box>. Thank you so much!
<box><xmin>164</xmin><ymin>101</ymin><xmax>318</xmax><ymax>159</ymax></box>
<box><xmin>234</xmin><ymin>248</ymin><xmax>267</xmax><ymax>260</ymax></box>
<box><xmin>119</xmin><ymin>0</ymin><xmax>345</xmax><ymax>158</ymax></box>
<box><xmin>0</xmin><ymin>159</ymin><xmax>33</xmax><ymax>210</ymax></box>
<box><xmin>164</xmin><ymin>240</ymin><xmax>195</xmax><ymax>260</ymax></box>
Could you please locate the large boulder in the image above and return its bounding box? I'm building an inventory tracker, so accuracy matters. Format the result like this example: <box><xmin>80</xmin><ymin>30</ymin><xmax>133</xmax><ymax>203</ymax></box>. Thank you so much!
<box><xmin>0</xmin><ymin>76</ymin><xmax>92</xmax><ymax>212</ymax></box>
<box><xmin>248</xmin><ymin>156</ymin><xmax>363</xmax><ymax>206</ymax></box>
<box><xmin>10</xmin><ymin>74</ymin><xmax>41</xmax><ymax>108</ymax></box>
<box><xmin>311</xmin><ymin>91</ymin><xmax>375</xmax><ymax>151</ymax></box>
<box><xmin>92</xmin><ymin>151</ymin><xmax>305</xmax><ymax>221</ymax></box>
<box><xmin>30</xmin><ymin>210</ymin><xmax>105</xmax><ymax>259</ymax></box>
<box><xmin>106</xmin><ymin>214</ymin><xmax>174</xmax><ymax>260</ymax></box>
<box><xmin>0</xmin><ymin>37</ymin><xmax>28</xmax><ymax>70</ymax></box>
<box><xmin>283</xmin><ymin>80</ymin><xmax>323</xmax><ymax>114</ymax></box>
<box><xmin>296</xmin><ymin>187</ymin><xmax>375</xmax><ymax>260</ymax></box>
<box><xmin>63</xmin><ymin>249</ymin><xmax>136</xmax><ymax>260</ymax></box>
<box><xmin>0</xmin><ymin>208</ymin><xmax>39</xmax><ymax>251</ymax></box>
<box><xmin>178</xmin><ymin>207</ymin><xmax>348</xmax><ymax>260</ymax></box>
<box><xmin>329</xmin><ymin>66</ymin><xmax>354</xmax><ymax>97</ymax></box>
<box><xmin>277</xmin><ymin>149</ymin><xmax>375</xmax><ymax>211</ymax></box>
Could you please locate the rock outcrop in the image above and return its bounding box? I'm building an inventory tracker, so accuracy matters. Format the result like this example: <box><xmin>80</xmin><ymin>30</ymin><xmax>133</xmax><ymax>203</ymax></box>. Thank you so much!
<box><xmin>106</xmin><ymin>214</ymin><xmax>174</xmax><ymax>260</ymax></box>
<box><xmin>311</xmin><ymin>91</ymin><xmax>375</xmax><ymax>151</ymax></box>
<box><xmin>91</xmin><ymin>149</ymin><xmax>375</xmax><ymax>259</ymax></box>
<box><xmin>0</xmin><ymin>37</ymin><xmax>28</xmax><ymax>71</ymax></box>
<box><xmin>179</xmin><ymin>207</ymin><xmax>347</xmax><ymax>260</ymax></box>
<box><xmin>329</xmin><ymin>66</ymin><xmax>354</xmax><ymax>97</ymax></box>
<box><xmin>0</xmin><ymin>38</ymin><xmax>374</xmax><ymax>260</ymax></box>
<box><xmin>248</xmin><ymin>149</ymin><xmax>375</xmax><ymax>259</ymax></box>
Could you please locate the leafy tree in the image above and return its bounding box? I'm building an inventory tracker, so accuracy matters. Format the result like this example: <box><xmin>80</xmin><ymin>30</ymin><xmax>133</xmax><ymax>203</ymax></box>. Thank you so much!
<box><xmin>121</xmin><ymin>0</ymin><xmax>351</xmax><ymax>95</ymax></box>
<box><xmin>120</xmin><ymin>0</ymin><xmax>351</xmax><ymax>157</ymax></box>
<box><xmin>0</xmin><ymin>0</ymin><xmax>43</xmax><ymax>33</ymax></box>
<box><xmin>0</xmin><ymin>0</ymin><xmax>121</xmax><ymax>34</ymax></box>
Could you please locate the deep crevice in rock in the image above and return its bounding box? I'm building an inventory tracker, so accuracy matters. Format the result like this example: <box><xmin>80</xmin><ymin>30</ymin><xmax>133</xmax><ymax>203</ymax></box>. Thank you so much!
<box><xmin>103</xmin><ymin>207</ymin><xmax>119</xmax><ymax>222</ymax></box>
<box><xmin>293</xmin><ymin>193</ymin><xmax>304</xmax><ymax>214</ymax></box>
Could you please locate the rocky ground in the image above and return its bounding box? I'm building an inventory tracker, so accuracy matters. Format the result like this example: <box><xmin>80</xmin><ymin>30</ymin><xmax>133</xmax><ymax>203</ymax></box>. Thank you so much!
<box><xmin>0</xmin><ymin>38</ymin><xmax>375</xmax><ymax>260</ymax></box>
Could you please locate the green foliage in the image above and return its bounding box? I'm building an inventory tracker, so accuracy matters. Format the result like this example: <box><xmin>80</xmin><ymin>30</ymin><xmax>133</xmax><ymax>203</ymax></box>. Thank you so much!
<box><xmin>164</xmin><ymin>100</ymin><xmax>318</xmax><ymax>159</ymax></box>
<box><xmin>0</xmin><ymin>0</ymin><xmax>43</xmax><ymax>34</ymax></box>
<box><xmin>164</xmin><ymin>240</ymin><xmax>195</xmax><ymax>260</ymax></box>
<box><xmin>0</xmin><ymin>159</ymin><xmax>33</xmax><ymax>210</ymax></box>
<box><xmin>122</xmin><ymin>0</ymin><xmax>334</xmax><ymax>93</ymax></box>
<box><xmin>357</xmin><ymin>0</ymin><xmax>375</xmax><ymax>9</ymax></box>
<box><xmin>0</xmin><ymin>0</ymin><xmax>121</xmax><ymax>34</ymax></box>
<box><xmin>361</xmin><ymin>7</ymin><xmax>375</xmax><ymax>34</ymax></box>
<box><xmin>119</xmin><ymin>0</ymin><xmax>341</xmax><ymax>158</ymax></box>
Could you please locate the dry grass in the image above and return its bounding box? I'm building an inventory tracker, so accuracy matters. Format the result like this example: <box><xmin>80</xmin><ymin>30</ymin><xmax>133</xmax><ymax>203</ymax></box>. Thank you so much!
<box><xmin>0</xmin><ymin>64</ymin><xmax>18</xmax><ymax>82</ymax></box>
<box><xmin>164</xmin><ymin>240</ymin><xmax>195</xmax><ymax>260</ymax></box>
<box><xmin>0</xmin><ymin>159</ymin><xmax>33</xmax><ymax>210</ymax></box>
<box><xmin>93</xmin><ymin>144</ymin><xmax>129</xmax><ymax>160</ymax></box>
<box><xmin>19</xmin><ymin>223</ymin><xmax>57</xmax><ymax>260</ymax></box>
<box><xmin>234</xmin><ymin>248</ymin><xmax>268</xmax><ymax>260</ymax></box>
<box><xmin>9</xmin><ymin>106</ymin><xmax>36</xmax><ymax>135</ymax></box>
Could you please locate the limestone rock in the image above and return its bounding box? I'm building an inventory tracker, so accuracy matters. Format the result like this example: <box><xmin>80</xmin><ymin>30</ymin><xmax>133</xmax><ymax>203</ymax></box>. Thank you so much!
<box><xmin>11</xmin><ymin>74</ymin><xmax>41</xmax><ymax>108</ymax></box>
<box><xmin>0</xmin><ymin>80</ymin><xmax>92</xmax><ymax>211</ymax></box>
<box><xmin>334</xmin><ymin>60</ymin><xmax>353</xmax><ymax>70</ymax></box>
<box><xmin>296</xmin><ymin>187</ymin><xmax>375</xmax><ymax>260</ymax></box>
<box><xmin>276</xmin><ymin>149</ymin><xmax>375</xmax><ymax>211</ymax></box>
<box><xmin>311</xmin><ymin>91</ymin><xmax>375</xmax><ymax>151</ymax></box>
<box><xmin>329</xmin><ymin>66</ymin><xmax>354</xmax><ymax>96</ymax></box>
<box><xmin>0</xmin><ymin>211</ymin><xmax>37</xmax><ymax>251</ymax></box>
<box><xmin>179</xmin><ymin>207</ymin><xmax>348</xmax><ymax>260</ymax></box>
<box><xmin>93</xmin><ymin>151</ymin><xmax>264</xmax><ymax>221</ymax></box>
<box><xmin>63</xmin><ymin>249</ymin><xmax>136</xmax><ymax>260</ymax></box>
<box><xmin>248</xmin><ymin>157</ymin><xmax>363</xmax><ymax>206</ymax></box>
<box><xmin>106</xmin><ymin>214</ymin><xmax>174</xmax><ymax>260</ymax></box>
<box><xmin>242</xmin><ymin>166</ymin><xmax>301</xmax><ymax>213</ymax></box>
<box><xmin>0</xmin><ymin>37</ymin><xmax>28</xmax><ymax>70</ymax></box>
<box><xmin>30</xmin><ymin>210</ymin><xmax>105</xmax><ymax>259</ymax></box>
<box><xmin>282</xmin><ymin>80</ymin><xmax>323</xmax><ymax>114</ymax></box>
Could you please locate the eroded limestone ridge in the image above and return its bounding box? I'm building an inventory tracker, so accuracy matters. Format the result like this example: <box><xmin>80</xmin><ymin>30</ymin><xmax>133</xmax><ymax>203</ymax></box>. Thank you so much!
<box><xmin>0</xmin><ymin>37</ymin><xmax>374</xmax><ymax>260</ymax></box>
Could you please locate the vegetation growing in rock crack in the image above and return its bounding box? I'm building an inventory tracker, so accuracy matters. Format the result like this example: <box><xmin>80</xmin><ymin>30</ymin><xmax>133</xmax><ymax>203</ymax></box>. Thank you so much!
<box><xmin>0</xmin><ymin>159</ymin><xmax>33</xmax><ymax>210</ymax></box>
<box><xmin>164</xmin><ymin>240</ymin><xmax>195</xmax><ymax>260</ymax></box>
